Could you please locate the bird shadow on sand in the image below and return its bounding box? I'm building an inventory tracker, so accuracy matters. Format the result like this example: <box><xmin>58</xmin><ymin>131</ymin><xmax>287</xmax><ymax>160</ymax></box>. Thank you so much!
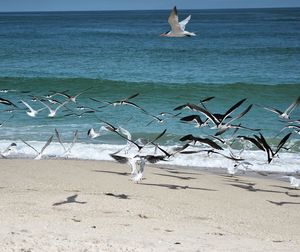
<box><xmin>222</xmin><ymin>176</ymin><xmax>255</xmax><ymax>185</ymax></box>
<box><xmin>270</xmin><ymin>185</ymin><xmax>298</xmax><ymax>191</ymax></box>
<box><xmin>139</xmin><ymin>182</ymin><xmax>217</xmax><ymax>191</ymax></box>
<box><xmin>92</xmin><ymin>169</ymin><xmax>129</xmax><ymax>176</ymax></box>
<box><xmin>158</xmin><ymin>167</ymin><xmax>202</xmax><ymax>176</ymax></box>
<box><xmin>153</xmin><ymin>172</ymin><xmax>197</xmax><ymax>181</ymax></box>
<box><xmin>285</xmin><ymin>191</ymin><xmax>300</xmax><ymax>198</ymax></box>
<box><xmin>104</xmin><ymin>192</ymin><xmax>130</xmax><ymax>199</ymax></box>
<box><xmin>267</xmin><ymin>200</ymin><xmax>300</xmax><ymax>206</ymax></box>
<box><xmin>219</xmin><ymin>174</ymin><xmax>250</xmax><ymax>181</ymax></box>
<box><xmin>52</xmin><ymin>194</ymin><xmax>87</xmax><ymax>206</ymax></box>
<box><xmin>228</xmin><ymin>183</ymin><xmax>285</xmax><ymax>194</ymax></box>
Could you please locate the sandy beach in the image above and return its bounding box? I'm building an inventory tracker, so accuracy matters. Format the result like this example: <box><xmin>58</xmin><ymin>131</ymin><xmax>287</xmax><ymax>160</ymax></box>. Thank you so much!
<box><xmin>0</xmin><ymin>159</ymin><xmax>299</xmax><ymax>251</ymax></box>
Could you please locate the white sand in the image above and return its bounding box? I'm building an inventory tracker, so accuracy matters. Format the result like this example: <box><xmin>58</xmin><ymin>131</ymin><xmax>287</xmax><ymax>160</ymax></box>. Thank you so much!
<box><xmin>0</xmin><ymin>159</ymin><xmax>299</xmax><ymax>251</ymax></box>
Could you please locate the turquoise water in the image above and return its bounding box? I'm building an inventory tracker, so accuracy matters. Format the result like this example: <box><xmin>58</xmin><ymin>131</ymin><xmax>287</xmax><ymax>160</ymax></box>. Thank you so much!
<box><xmin>1</xmin><ymin>8</ymin><xmax>300</xmax><ymax>83</ymax></box>
<box><xmin>0</xmin><ymin>8</ymin><xmax>299</xmax><ymax>155</ymax></box>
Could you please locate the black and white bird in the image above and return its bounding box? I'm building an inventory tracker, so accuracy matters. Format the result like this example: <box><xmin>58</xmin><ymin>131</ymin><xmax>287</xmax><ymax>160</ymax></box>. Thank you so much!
<box><xmin>238</xmin><ymin>133</ymin><xmax>292</xmax><ymax>163</ymax></box>
<box><xmin>260</xmin><ymin>96</ymin><xmax>300</xmax><ymax>119</ymax></box>
<box><xmin>51</xmin><ymin>87</ymin><xmax>92</xmax><ymax>103</ymax></box>
<box><xmin>279</xmin><ymin>124</ymin><xmax>300</xmax><ymax>135</ymax></box>
<box><xmin>180</xmin><ymin>114</ymin><xmax>208</xmax><ymax>128</ymax></box>
<box><xmin>180</xmin><ymin>134</ymin><xmax>224</xmax><ymax>150</ymax></box>
<box><xmin>0</xmin><ymin>97</ymin><xmax>18</xmax><ymax>108</ymax></box>
<box><xmin>175</xmin><ymin>99</ymin><xmax>252</xmax><ymax>133</ymax></box>
<box><xmin>91</xmin><ymin>93</ymin><xmax>145</xmax><ymax>112</ymax></box>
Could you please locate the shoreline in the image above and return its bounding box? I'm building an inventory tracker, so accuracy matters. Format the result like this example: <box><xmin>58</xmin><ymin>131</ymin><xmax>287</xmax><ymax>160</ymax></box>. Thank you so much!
<box><xmin>1</xmin><ymin>159</ymin><xmax>299</xmax><ymax>251</ymax></box>
<box><xmin>3</xmin><ymin>156</ymin><xmax>299</xmax><ymax>179</ymax></box>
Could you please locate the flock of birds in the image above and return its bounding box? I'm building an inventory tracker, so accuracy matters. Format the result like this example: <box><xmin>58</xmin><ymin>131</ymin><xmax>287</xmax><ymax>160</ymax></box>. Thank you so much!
<box><xmin>0</xmin><ymin>6</ymin><xmax>299</xmax><ymax>188</ymax></box>
<box><xmin>0</xmin><ymin>87</ymin><xmax>300</xmax><ymax>189</ymax></box>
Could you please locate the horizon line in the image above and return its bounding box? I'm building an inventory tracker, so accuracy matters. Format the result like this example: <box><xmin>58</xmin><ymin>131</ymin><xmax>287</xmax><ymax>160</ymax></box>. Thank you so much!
<box><xmin>1</xmin><ymin>6</ymin><xmax>300</xmax><ymax>13</ymax></box>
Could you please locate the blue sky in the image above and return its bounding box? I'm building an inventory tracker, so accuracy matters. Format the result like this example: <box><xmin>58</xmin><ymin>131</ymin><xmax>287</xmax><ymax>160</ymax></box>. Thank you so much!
<box><xmin>1</xmin><ymin>0</ymin><xmax>300</xmax><ymax>12</ymax></box>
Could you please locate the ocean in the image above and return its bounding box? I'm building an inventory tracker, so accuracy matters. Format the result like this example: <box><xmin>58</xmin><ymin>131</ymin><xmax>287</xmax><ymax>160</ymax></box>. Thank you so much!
<box><xmin>0</xmin><ymin>8</ymin><xmax>299</xmax><ymax>172</ymax></box>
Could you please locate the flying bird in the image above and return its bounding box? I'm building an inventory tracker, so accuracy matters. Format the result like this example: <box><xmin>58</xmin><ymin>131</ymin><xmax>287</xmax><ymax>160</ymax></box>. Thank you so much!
<box><xmin>21</xmin><ymin>100</ymin><xmax>46</xmax><ymax>117</ymax></box>
<box><xmin>51</xmin><ymin>87</ymin><xmax>93</xmax><ymax>103</ymax></box>
<box><xmin>55</xmin><ymin>129</ymin><xmax>78</xmax><ymax>158</ymax></box>
<box><xmin>39</xmin><ymin>99</ymin><xmax>70</xmax><ymax>117</ymax></box>
<box><xmin>21</xmin><ymin>135</ymin><xmax>53</xmax><ymax>160</ymax></box>
<box><xmin>259</xmin><ymin>96</ymin><xmax>300</xmax><ymax>119</ymax></box>
<box><xmin>180</xmin><ymin>134</ymin><xmax>223</xmax><ymax>150</ymax></box>
<box><xmin>282</xmin><ymin>176</ymin><xmax>300</xmax><ymax>189</ymax></box>
<box><xmin>91</xmin><ymin>93</ymin><xmax>145</xmax><ymax>112</ymax></box>
<box><xmin>110</xmin><ymin>152</ymin><xmax>166</xmax><ymax>183</ymax></box>
<box><xmin>180</xmin><ymin>114</ymin><xmax>208</xmax><ymax>128</ymax></box>
<box><xmin>1</xmin><ymin>142</ymin><xmax>17</xmax><ymax>158</ymax></box>
<box><xmin>160</xmin><ymin>6</ymin><xmax>196</xmax><ymax>37</ymax></box>
<box><xmin>0</xmin><ymin>97</ymin><xmax>18</xmax><ymax>108</ymax></box>
<box><xmin>0</xmin><ymin>114</ymin><xmax>14</xmax><ymax>127</ymax></box>
<box><xmin>238</xmin><ymin>133</ymin><xmax>292</xmax><ymax>163</ymax></box>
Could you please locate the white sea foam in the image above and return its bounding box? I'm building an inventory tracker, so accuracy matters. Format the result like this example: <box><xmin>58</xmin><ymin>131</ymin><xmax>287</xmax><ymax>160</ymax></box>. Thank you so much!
<box><xmin>0</xmin><ymin>140</ymin><xmax>299</xmax><ymax>173</ymax></box>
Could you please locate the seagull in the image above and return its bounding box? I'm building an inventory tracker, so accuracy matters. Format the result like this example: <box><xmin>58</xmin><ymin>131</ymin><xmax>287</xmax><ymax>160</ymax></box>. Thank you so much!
<box><xmin>63</xmin><ymin>109</ymin><xmax>96</xmax><ymax>118</ymax></box>
<box><xmin>91</xmin><ymin>93</ymin><xmax>145</xmax><ymax>112</ymax></box>
<box><xmin>93</xmin><ymin>120</ymin><xmax>143</xmax><ymax>151</ymax></box>
<box><xmin>89</xmin><ymin>124</ymin><xmax>134</xmax><ymax>153</ymax></box>
<box><xmin>46</xmin><ymin>89</ymin><xmax>69</xmax><ymax>99</ymax></box>
<box><xmin>0</xmin><ymin>97</ymin><xmax>18</xmax><ymax>108</ymax></box>
<box><xmin>238</xmin><ymin>133</ymin><xmax>292</xmax><ymax>163</ymax></box>
<box><xmin>174</xmin><ymin>96</ymin><xmax>215</xmax><ymax>111</ymax></box>
<box><xmin>282</xmin><ymin>176</ymin><xmax>300</xmax><ymax>189</ymax></box>
<box><xmin>180</xmin><ymin>134</ymin><xmax>224</xmax><ymax>150</ymax></box>
<box><xmin>208</xmin><ymin>149</ymin><xmax>245</xmax><ymax>163</ymax></box>
<box><xmin>175</xmin><ymin>97</ymin><xmax>215</xmax><ymax>111</ymax></box>
<box><xmin>109</xmin><ymin>151</ymin><xmax>137</xmax><ymax>174</ymax></box>
<box><xmin>260</xmin><ymin>96</ymin><xmax>300</xmax><ymax>119</ymax></box>
<box><xmin>210</xmin><ymin>99</ymin><xmax>251</xmax><ymax>129</ymax></box>
<box><xmin>21</xmin><ymin>100</ymin><xmax>46</xmax><ymax>117</ymax></box>
<box><xmin>180</xmin><ymin>114</ymin><xmax>208</xmax><ymax>128</ymax></box>
<box><xmin>87</xmin><ymin>128</ymin><xmax>101</xmax><ymax>139</ymax></box>
<box><xmin>145</xmin><ymin>112</ymin><xmax>181</xmax><ymax>126</ymax></box>
<box><xmin>39</xmin><ymin>99</ymin><xmax>70</xmax><ymax>117</ymax></box>
<box><xmin>55</xmin><ymin>129</ymin><xmax>78</xmax><ymax>158</ymax></box>
<box><xmin>131</xmin><ymin>156</ymin><xmax>146</xmax><ymax>183</ymax></box>
<box><xmin>232</xmin><ymin>161</ymin><xmax>254</xmax><ymax>175</ymax></box>
<box><xmin>160</xmin><ymin>6</ymin><xmax>196</xmax><ymax>37</ymax></box>
<box><xmin>0</xmin><ymin>114</ymin><xmax>14</xmax><ymax>127</ymax></box>
<box><xmin>1</xmin><ymin>142</ymin><xmax>17</xmax><ymax>158</ymax></box>
<box><xmin>174</xmin><ymin>99</ymin><xmax>249</xmax><ymax>130</ymax></box>
<box><xmin>110</xmin><ymin>152</ymin><xmax>166</xmax><ymax>183</ymax></box>
<box><xmin>215</xmin><ymin>121</ymin><xmax>260</xmax><ymax>137</ymax></box>
<box><xmin>117</xmin><ymin>126</ymin><xmax>133</xmax><ymax>153</ymax></box>
<box><xmin>21</xmin><ymin>135</ymin><xmax>53</xmax><ymax>160</ymax></box>
<box><xmin>52</xmin><ymin>87</ymin><xmax>92</xmax><ymax>103</ymax></box>
<box><xmin>226</xmin><ymin>165</ymin><xmax>239</xmax><ymax>176</ymax></box>
<box><xmin>199</xmin><ymin>96</ymin><xmax>215</xmax><ymax>110</ymax></box>
<box><xmin>279</xmin><ymin>124</ymin><xmax>300</xmax><ymax>135</ymax></box>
